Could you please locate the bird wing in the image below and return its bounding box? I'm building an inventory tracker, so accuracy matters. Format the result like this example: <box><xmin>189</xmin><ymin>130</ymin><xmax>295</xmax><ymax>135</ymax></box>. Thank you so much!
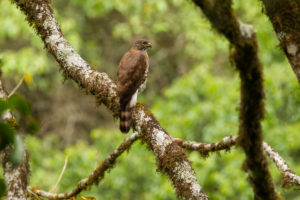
<box><xmin>117</xmin><ymin>50</ymin><xmax>148</xmax><ymax>105</ymax></box>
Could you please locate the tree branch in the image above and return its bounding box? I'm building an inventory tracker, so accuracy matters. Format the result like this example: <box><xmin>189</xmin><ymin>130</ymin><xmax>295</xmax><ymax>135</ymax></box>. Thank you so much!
<box><xmin>260</xmin><ymin>0</ymin><xmax>300</xmax><ymax>84</ymax></box>
<box><xmin>29</xmin><ymin>132</ymin><xmax>141</xmax><ymax>199</ymax></box>
<box><xmin>263</xmin><ymin>142</ymin><xmax>300</xmax><ymax>188</ymax></box>
<box><xmin>10</xmin><ymin>0</ymin><xmax>208</xmax><ymax>199</ymax></box>
<box><xmin>8</xmin><ymin>75</ymin><xmax>25</xmax><ymax>98</ymax></box>
<box><xmin>0</xmin><ymin>79</ymin><xmax>29</xmax><ymax>200</ymax></box>
<box><xmin>174</xmin><ymin>136</ymin><xmax>300</xmax><ymax>188</ymax></box>
<box><xmin>173</xmin><ymin>136</ymin><xmax>237</xmax><ymax>156</ymax></box>
<box><xmin>191</xmin><ymin>0</ymin><xmax>279</xmax><ymax>199</ymax></box>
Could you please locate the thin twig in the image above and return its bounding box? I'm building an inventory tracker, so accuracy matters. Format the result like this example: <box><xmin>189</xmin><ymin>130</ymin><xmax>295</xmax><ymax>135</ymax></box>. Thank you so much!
<box><xmin>49</xmin><ymin>155</ymin><xmax>69</xmax><ymax>193</ymax></box>
<box><xmin>29</xmin><ymin>132</ymin><xmax>141</xmax><ymax>199</ymax></box>
<box><xmin>94</xmin><ymin>150</ymin><xmax>98</xmax><ymax>170</ymax></box>
<box><xmin>8</xmin><ymin>75</ymin><xmax>25</xmax><ymax>98</ymax></box>
<box><xmin>27</xmin><ymin>187</ymin><xmax>41</xmax><ymax>200</ymax></box>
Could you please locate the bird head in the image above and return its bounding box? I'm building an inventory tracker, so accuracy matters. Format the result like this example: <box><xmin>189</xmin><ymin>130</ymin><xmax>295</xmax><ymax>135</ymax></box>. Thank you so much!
<box><xmin>134</xmin><ymin>39</ymin><xmax>152</xmax><ymax>51</ymax></box>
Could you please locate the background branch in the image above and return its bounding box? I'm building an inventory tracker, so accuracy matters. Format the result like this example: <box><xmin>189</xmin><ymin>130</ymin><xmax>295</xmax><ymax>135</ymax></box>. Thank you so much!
<box><xmin>263</xmin><ymin>142</ymin><xmax>300</xmax><ymax>188</ymax></box>
<box><xmin>260</xmin><ymin>0</ymin><xmax>300</xmax><ymax>84</ymax></box>
<box><xmin>191</xmin><ymin>0</ymin><xmax>279</xmax><ymax>199</ymax></box>
<box><xmin>175</xmin><ymin>136</ymin><xmax>300</xmax><ymax>189</ymax></box>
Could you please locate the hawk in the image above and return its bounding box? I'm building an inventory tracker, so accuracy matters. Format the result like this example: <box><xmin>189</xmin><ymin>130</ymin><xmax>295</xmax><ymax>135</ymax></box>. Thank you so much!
<box><xmin>117</xmin><ymin>39</ymin><xmax>152</xmax><ymax>133</ymax></box>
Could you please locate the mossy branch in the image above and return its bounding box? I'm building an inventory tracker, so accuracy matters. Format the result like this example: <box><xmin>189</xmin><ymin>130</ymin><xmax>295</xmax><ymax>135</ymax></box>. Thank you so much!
<box><xmin>10</xmin><ymin>0</ymin><xmax>208</xmax><ymax>199</ymax></box>
<box><xmin>191</xmin><ymin>0</ymin><xmax>280</xmax><ymax>199</ymax></box>
<box><xmin>173</xmin><ymin>135</ymin><xmax>237</xmax><ymax>157</ymax></box>
<box><xmin>260</xmin><ymin>0</ymin><xmax>300</xmax><ymax>84</ymax></box>
<box><xmin>174</xmin><ymin>136</ymin><xmax>300</xmax><ymax>189</ymax></box>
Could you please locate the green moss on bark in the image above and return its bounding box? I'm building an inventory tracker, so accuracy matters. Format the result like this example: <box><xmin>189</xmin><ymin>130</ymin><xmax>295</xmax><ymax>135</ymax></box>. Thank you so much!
<box><xmin>260</xmin><ymin>0</ymin><xmax>300</xmax><ymax>83</ymax></box>
<box><xmin>191</xmin><ymin>0</ymin><xmax>280</xmax><ymax>199</ymax></box>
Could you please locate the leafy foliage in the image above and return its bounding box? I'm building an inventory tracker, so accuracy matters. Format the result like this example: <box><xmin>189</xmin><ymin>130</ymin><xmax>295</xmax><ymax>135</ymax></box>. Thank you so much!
<box><xmin>0</xmin><ymin>99</ymin><xmax>9</xmax><ymax>114</ymax></box>
<box><xmin>0</xmin><ymin>179</ymin><xmax>6</xmax><ymax>198</ymax></box>
<box><xmin>0</xmin><ymin>123</ymin><xmax>15</xmax><ymax>150</ymax></box>
<box><xmin>7</xmin><ymin>94</ymin><xmax>31</xmax><ymax>117</ymax></box>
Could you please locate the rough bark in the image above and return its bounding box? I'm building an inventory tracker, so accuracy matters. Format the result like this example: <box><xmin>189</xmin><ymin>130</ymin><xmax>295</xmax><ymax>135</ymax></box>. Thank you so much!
<box><xmin>173</xmin><ymin>135</ymin><xmax>237</xmax><ymax>156</ymax></box>
<box><xmin>2</xmin><ymin>151</ymin><xmax>29</xmax><ymax>200</ymax></box>
<box><xmin>10</xmin><ymin>0</ymin><xmax>208</xmax><ymax>199</ymax></box>
<box><xmin>260</xmin><ymin>0</ymin><xmax>300</xmax><ymax>84</ymax></box>
<box><xmin>0</xmin><ymin>79</ymin><xmax>29</xmax><ymax>200</ymax></box>
<box><xmin>263</xmin><ymin>142</ymin><xmax>300</xmax><ymax>188</ymax></box>
<box><xmin>191</xmin><ymin>0</ymin><xmax>280</xmax><ymax>199</ymax></box>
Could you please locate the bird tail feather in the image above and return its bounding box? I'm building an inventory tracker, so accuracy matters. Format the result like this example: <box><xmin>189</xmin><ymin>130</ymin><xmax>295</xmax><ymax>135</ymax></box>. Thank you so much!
<box><xmin>120</xmin><ymin>104</ymin><xmax>132</xmax><ymax>134</ymax></box>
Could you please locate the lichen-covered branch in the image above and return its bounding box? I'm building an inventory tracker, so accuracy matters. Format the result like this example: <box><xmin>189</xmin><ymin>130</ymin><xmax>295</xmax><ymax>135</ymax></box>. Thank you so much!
<box><xmin>191</xmin><ymin>0</ymin><xmax>279</xmax><ymax>199</ymax></box>
<box><xmin>29</xmin><ymin>132</ymin><xmax>141</xmax><ymax>199</ymax></box>
<box><xmin>175</xmin><ymin>136</ymin><xmax>300</xmax><ymax>189</ymax></box>
<box><xmin>2</xmin><ymin>151</ymin><xmax>29</xmax><ymax>200</ymax></box>
<box><xmin>260</xmin><ymin>0</ymin><xmax>300</xmax><ymax>84</ymax></box>
<box><xmin>173</xmin><ymin>136</ymin><xmax>237</xmax><ymax>156</ymax></box>
<box><xmin>10</xmin><ymin>0</ymin><xmax>207</xmax><ymax>199</ymax></box>
<box><xmin>263</xmin><ymin>142</ymin><xmax>300</xmax><ymax>188</ymax></box>
<box><xmin>133</xmin><ymin>104</ymin><xmax>208</xmax><ymax>199</ymax></box>
<box><xmin>0</xmin><ymin>79</ymin><xmax>29</xmax><ymax>200</ymax></box>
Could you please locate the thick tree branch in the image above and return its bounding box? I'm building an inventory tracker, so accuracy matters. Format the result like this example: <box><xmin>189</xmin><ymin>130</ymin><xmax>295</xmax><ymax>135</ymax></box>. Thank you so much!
<box><xmin>175</xmin><ymin>136</ymin><xmax>300</xmax><ymax>188</ymax></box>
<box><xmin>0</xmin><ymin>79</ymin><xmax>29</xmax><ymax>200</ymax></box>
<box><xmin>10</xmin><ymin>0</ymin><xmax>208</xmax><ymax>199</ymax></box>
<box><xmin>191</xmin><ymin>0</ymin><xmax>279</xmax><ymax>199</ymax></box>
<box><xmin>260</xmin><ymin>0</ymin><xmax>300</xmax><ymax>84</ymax></box>
<box><xmin>29</xmin><ymin>132</ymin><xmax>141</xmax><ymax>199</ymax></box>
<box><xmin>133</xmin><ymin>105</ymin><xmax>208</xmax><ymax>199</ymax></box>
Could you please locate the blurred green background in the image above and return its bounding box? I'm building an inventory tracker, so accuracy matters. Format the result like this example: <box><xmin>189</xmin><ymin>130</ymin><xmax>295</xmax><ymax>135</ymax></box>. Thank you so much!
<box><xmin>1</xmin><ymin>0</ymin><xmax>300</xmax><ymax>199</ymax></box>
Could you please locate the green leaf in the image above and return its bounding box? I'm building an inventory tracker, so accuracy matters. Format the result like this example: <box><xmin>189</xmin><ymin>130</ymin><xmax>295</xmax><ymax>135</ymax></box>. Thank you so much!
<box><xmin>0</xmin><ymin>179</ymin><xmax>6</xmax><ymax>198</ymax></box>
<box><xmin>27</xmin><ymin>118</ymin><xmax>40</xmax><ymax>134</ymax></box>
<box><xmin>0</xmin><ymin>122</ymin><xmax>15</xmax><ymax>150</ymax></box>
<box><xmin>0</xmin><ymin>99</ymin><xmax>9</xmax><ymax>114</ymax></box>
<box><xmin>8</xmin><ymin>94</ymin><xmax>31</xmax><ymax>116</ymax></box>
<box><xmin>0</xmin><ymin>56</ymin><xmax>4</xmax><ymax>68</ymax></box>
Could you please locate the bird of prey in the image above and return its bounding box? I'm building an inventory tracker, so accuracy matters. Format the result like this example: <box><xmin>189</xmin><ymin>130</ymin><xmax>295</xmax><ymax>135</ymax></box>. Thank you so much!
<box><xmin>117</xmin><ymin>39</ymin><xmax>152</xmax><ymax>133</ymax></box>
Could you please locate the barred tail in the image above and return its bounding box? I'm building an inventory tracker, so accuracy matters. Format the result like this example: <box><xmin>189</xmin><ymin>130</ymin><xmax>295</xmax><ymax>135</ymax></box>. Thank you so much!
<box><xmin>120</xmin><ymin>104</ymin><xmax>132</xmax><ymax>134</ymax></box>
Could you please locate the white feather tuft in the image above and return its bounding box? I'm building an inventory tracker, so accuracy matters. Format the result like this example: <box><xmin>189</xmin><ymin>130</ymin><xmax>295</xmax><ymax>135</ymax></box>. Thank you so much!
<box><xmin>129</xmin><ymin>90</ymin><xmax>138</xmax><ymax>107</ymax></box>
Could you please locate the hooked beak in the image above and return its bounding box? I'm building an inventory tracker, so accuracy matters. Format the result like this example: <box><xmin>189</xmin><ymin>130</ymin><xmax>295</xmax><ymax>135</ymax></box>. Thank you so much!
<box><xmin>143</xmin><ymin>42</ymin><xmax>152</xmax><ymax>49</ymax></box>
